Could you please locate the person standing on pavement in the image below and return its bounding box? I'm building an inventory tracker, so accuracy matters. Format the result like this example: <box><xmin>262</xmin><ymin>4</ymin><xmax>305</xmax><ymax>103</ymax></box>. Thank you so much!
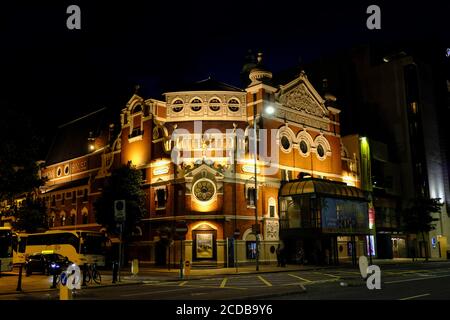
<box><xmin>276</xmin><ymin>245</ymin><xmax>282</xmax><ymax>267</ymax></box>
<box><xmin>280</xmin><ymin>246</ymin><xmax>286</xmax><ymax>267</ymax></box>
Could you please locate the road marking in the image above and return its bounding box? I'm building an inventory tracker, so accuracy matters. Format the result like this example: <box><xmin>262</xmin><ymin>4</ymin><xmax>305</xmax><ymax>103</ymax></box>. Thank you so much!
<box><xmin>122</xmin><ymin>287</ymin><xmax>194</xmax><ymax>297</ymax></box>
<box><xmin>179</xmin><ymin>281</ymin><xmax>188</xmax><ymax>286</ymax></box>
<box><xmin>335</xmin><ymin>271</ymin><xmax>360</xmax><ymax>275</ymax></box>
<box><xmin>258</xmin><ymin>275</ymin><xmax>272</xmax><ymax>286</ymax></box>
<box><xmin>314</xmin><ymin>272</ymin><xmax>340</xmax><ymax>279</ymax></box>
<box><xmin>385</xmin><ymin>274</ymin><xmax>450</xmax><ymax>284</ymax></box>
<box><xmin>288</xmin><ymin>274</ymin><xmax>312</xmax><ymax>283</ymax></box>
<box><xmin>220</xmin><ymin>278</ymin><xmax>227</xmax><ymax>288</ymax></box>
<box><xmin>399</xmin><ymin>293</ymin><xmax>430</xmax><ymax>300</ymax></box>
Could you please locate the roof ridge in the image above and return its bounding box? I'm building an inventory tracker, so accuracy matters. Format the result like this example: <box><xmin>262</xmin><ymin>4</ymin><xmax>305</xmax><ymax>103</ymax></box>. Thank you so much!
<box><xmin>58</xmin><ymin>107</ymin><xmax>107</xmax><ymax>128</ymax></box>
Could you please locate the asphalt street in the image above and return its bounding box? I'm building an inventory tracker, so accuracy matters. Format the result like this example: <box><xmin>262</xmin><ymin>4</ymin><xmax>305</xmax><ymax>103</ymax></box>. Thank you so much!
<box><xmin>1</xmin><ymin>261</ymin><xmax>450</xmax><ymax>300</ymax></box>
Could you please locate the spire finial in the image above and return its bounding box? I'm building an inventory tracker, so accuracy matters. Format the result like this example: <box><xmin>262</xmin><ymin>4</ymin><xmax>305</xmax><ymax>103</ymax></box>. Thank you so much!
<box><xmin>257</xmin><ymin>52</ymin><xmax>263</xmax><ymax>64</ymax></box>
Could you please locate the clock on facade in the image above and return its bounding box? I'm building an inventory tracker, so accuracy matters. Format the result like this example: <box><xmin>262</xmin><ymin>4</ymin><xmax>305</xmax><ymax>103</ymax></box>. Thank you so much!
<box><xmin>193</xmin><ymin>179</ymin><xmax>215</xmax><ymax>201</ymax></box>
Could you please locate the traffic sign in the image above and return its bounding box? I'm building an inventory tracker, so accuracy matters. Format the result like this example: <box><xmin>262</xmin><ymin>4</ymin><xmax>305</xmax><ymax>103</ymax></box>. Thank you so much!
<box><xmin>175</xmin><ymin>221</ymin><xmax>188</xmax><ymax>236</ymax></box>
<box><xmin>60</xmin><ymin>272</ymin><xmax>68</xmax><ymax>286</ymax></box>
<box><xmin>114</xmin><ymin>200</ymin><xmax>126</xmax><ymax>222</ymax></box>
<box><xmin>66</xmin><ymin>264</ymin><xmax>81</xmax><ymax>290</ymax></box>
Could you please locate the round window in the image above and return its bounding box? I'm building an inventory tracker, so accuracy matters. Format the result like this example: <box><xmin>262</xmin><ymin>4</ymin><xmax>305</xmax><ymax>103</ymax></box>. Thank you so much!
<box><xmin>209</xmin><ymin>98</ymin><xmax>221</xmax><ymax>111</ymax></box>
<box><xmin>64</xmin><ymin>165</ymin><xmax>69</xmax><ymax>175</ymax></box>
<box><xmin>191</xmin><ymin>99</ymin><xmax>202</xmax><ymax>112</ymax></box>
<box><xmin>300</xmin><ymin>140</ymin><xmax>308</xmax><ymax>154</ymax></box>
<box><xmin>280</xmin><ymin>136</ymin><xmax>291</xmax><ymax>151</ymax></box>
<box><xmin>172</xmin><ymin>100</ymin><xmax>183</xmax><ymax>113</ymax></box>
<box><xmin>57</xmin><ymin>167</ymin><xmax>62</xmax><ymax>177</ymax></box>
<box><xmin>193</xmin><ymin>179</ymin><xmax>215</xmax><ymax>202</ymax></box>
<box><xmin>228</xmin><ymin>99</ymin><xmax>240</xmax><ymax>112</ymax></box>
<box><xmin>173</xmin><ymin>105</ymin><xmax>183</xmax><ymax>112</ymax></box>
<box><xmin>317</xmin><ymin>144</ymin><xmax>325</xmax><ymax>158</ymax></box>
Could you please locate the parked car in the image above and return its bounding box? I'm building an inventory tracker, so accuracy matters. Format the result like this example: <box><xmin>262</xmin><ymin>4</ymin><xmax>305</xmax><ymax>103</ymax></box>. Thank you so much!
<box><xmin>25</xmin><ymin>252</ymin><xmax>71</xmax><ymax>276</ymax></box>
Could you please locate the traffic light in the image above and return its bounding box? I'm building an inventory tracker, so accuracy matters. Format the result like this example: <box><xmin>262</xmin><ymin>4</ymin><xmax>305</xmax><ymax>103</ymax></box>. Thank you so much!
<box><xmin>114</xmin><ymin>200</ymin><xmax>126</xmax><ymax>222</ymax></box>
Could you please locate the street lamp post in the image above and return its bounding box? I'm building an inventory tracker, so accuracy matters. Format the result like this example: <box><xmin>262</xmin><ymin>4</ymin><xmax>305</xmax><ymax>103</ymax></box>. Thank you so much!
<box><xmin>253</xmin><ymin>103</ymin><xmax>259</xmax><ymax>271</ymax></box>
<box><xmin>252</xmin><ymin>103</ymin><xmax>275</xmax><ymax>271</ymax></box>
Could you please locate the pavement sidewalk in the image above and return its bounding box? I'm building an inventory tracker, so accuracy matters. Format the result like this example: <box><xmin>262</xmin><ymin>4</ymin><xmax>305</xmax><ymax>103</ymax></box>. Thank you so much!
<box><xmin>0</xmin><ymin>257</ymin><xmax>447</xmax><ymax>297</ymax></box>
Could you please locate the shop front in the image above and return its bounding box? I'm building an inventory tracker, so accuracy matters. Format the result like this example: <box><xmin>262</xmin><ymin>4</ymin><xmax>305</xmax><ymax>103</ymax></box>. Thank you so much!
<box><xmin>279</xmin><ymin>178</ymin><xmax>370</xmax><ymax>265</ymax></box>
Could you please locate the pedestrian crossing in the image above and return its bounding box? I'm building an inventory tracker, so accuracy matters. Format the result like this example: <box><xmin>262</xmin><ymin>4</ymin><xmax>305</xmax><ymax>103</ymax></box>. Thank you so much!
<box><xmin>141</xmin><ymin>266</ymin><xmax>450</xmax><ymax>291</ymax></box>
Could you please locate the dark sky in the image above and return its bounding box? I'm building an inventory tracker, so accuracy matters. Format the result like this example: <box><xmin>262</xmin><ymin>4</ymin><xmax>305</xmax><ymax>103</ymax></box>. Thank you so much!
<box><xmin>1</xmin><ymin>0</ymin><xmax>448</xmax><ymax>156</ymax></box>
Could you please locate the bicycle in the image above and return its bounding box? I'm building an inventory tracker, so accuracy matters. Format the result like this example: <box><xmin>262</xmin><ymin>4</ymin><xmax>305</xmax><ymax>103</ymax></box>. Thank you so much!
<box><xmin>84</xmin><ymin>263</ymin><xmax>101</xmax><ymax>284</ymax></box>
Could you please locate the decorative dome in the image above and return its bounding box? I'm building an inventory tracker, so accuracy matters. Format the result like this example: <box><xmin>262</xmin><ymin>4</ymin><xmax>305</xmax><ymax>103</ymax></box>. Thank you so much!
<box><xmin>248</xmin><ymin>52</ymin><xmax>273</xmax><ymax>85</ymax></box>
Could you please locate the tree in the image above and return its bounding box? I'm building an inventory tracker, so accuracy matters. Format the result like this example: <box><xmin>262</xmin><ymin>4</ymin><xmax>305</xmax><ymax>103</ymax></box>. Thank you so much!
<box><xmin>0</xmin><ymin>108</ymin><xmax>45</xmax><ymax>202</ymax></box>
<box><xmin>94</xmin><ymin>162</ymin><xmax>146</xmax><ymax>241</ymax></box>
<box><xmin>13</xmin><ymin>196</ymin><xmax>48</xmax><ymax>233</ymax></box>
<box><xmin>402</xmin><ymin>197</ymin><xmax>442</xmax><ymax>261</ymax></box>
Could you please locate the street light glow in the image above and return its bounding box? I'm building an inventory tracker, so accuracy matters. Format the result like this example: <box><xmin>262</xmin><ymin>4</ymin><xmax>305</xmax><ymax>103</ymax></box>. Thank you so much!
<box><xmin>265</xmin><ymin>105</ymin><xmax>275</xmax><ymax>115</ymax></box>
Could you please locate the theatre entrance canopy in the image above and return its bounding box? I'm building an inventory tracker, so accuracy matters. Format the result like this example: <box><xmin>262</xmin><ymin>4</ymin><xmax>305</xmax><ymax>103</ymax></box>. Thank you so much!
<box><xmin>279</xmin><ymin>178</ymin><xmax>369</xmax><ymax>236</ymax></box>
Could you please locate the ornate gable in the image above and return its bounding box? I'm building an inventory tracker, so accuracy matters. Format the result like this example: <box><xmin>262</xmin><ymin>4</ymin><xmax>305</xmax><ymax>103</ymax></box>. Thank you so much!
<box><xmin>276</xmin><ymin>71</ymin><xmax>328</xmax><ymax>117</ymax></box>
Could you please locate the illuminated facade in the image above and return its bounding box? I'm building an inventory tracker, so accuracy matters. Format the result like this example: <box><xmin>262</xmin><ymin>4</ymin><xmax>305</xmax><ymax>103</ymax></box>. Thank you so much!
<box><xmin>39</xmin><ymin>56</ymin><xmax>372</xmax><ymax>266</ymax></box>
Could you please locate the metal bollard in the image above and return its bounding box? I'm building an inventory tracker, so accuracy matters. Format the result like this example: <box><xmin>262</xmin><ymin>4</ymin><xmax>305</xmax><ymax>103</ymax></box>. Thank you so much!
<box><xmin>16</xmin><ymin>264</ymin><xmax>23</xmax><ymax>291</ymax></box>
<box><xmin>82</xmin><ymin>263</ymin><xmax>87</xmax><ymax>286</ymax></box>
<box><xmin>112</xmin><ymin>261</ymin><xmax>118</xmax><ymax>283</ymax></box>
<box><xmin>50</xmin><ymin>273</ymin><xmax>57</xmax><ymax>289</ymax></box>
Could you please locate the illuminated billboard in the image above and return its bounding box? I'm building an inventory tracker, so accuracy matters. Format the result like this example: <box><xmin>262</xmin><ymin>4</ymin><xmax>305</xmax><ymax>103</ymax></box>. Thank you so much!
<box><xmin>321</xmin><ymin>197</ymin><xmax>369</xmax><ymax>234</ymax></box>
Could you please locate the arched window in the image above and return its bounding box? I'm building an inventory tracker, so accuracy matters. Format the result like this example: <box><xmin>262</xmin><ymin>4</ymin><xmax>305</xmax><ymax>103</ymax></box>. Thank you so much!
<box><xmin>131</xmin><ymin>104</ymin><xmax>142</xmax><ymax>114</ymax></box>
<box><xmin>314</xmin><ymin>135</ymin><xmax>331</xmax><ymax>160</ymax></box>
<box><xmin>278</xmin><ymin>127</ymin><xmax>295</xmax><ymax>153</ymax></box>
<box><xmin>60</xmin><ymin>212</ymin><xmax>66</xmax><ymax>226</ymax></box>
<box><xmin>228</xmin><ymin>98</ymin><xmax>240</xmax><ymax>112</ymax></box>
<box><xmin>300</xmin><ymin>140</ymin><xmax>308</xmax><ymax>154</ymax></box>
<box><xmin>82</xmin><ymin>207</ymin><xmax>89</xmax><ymax>224</ymax></box>
<box><xmin>70</xmin><ymin>209</ymin><xmax>76</xmax><ymax>225</ymax></box>
<box><xmin>280</xmin><ymin>136</ymin><xmax>291</xmax><ymax>151</ymax></box>
<box><xmin>49</xmin><ymin>214</ymin><xmax>55</xmax><ymax>228</ymax></box>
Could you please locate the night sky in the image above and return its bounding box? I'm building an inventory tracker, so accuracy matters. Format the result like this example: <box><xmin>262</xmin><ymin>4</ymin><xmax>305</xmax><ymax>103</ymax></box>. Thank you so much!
<box><xmin>1</xmin><ymin>1</ymin><xmax>448</xmax><ymax>157</ymax></box>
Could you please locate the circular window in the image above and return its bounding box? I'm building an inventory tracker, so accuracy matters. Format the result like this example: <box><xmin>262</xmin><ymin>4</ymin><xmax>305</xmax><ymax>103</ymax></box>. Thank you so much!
<box><xmin>280</xmin><ymin>136</ymin><xmax>291</xmax><ymax>151</ymax></box>
<box><xmin>228</xmin><ymin>99</ymin><xmax>240</xmax><ymax>112</ymax></box>
<box><xmin>191</xmin><ymin>98</ymin><xmax>202</xmax><ymax>112</ymax></box>
<box><xmin>193</xmin><ymin>179</ymin><xmax>215</xmax><ymax>202</ymax></box>
<box><xmin>209</xmin><ymin>98</ymin><xmax>221</xmax><ymax>112</ymax></box>
<box><xmin>317</xmin><ymin>144</ymin><xmax>325</xmax><ymax>158</ymax></box>
<box><xmin>56</xmin><ymin>167</ymin><xmax>62</xmax><ymax>177</ymax></box>
<box><xmin>64</xmin><ymin>165</ymin><xmax>70</xmax><ymax>175</ymax></box>
<box><xmin>172</xmin><ymin>99</ymin><xmax>183</xmax><ymax>113</ymax></box>
<box><xmin>300</xmin><ymin>140</ymin><xmax>308</xmax><ymax>154</ymax></box>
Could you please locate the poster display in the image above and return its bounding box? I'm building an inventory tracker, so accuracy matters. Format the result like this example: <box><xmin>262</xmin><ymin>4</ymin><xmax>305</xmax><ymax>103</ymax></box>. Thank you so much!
<box><xmin>321</xmin><ymin>197</ymin><xmax>369</xmax><ymax>234</ymax></box>
<box><xmin>196</xmin><ymin>233</ymin><xmax>213</xmax><ymax>258</ymax></box>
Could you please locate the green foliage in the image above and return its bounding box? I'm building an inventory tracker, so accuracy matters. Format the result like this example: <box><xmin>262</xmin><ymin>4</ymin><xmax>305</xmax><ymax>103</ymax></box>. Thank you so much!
<box><xmin>94</xmin><ymin>162</ymin><xmax>146</xmax><ymax>240</ymax></box>
<box><xmin>14</xmin><ymin>197</ymin><xmax>48</xmax><ymax>233</ymax></box>
<box><xmin>402</xmin><ymin>197</ymin><xmax>442</xmax><ymax>234</ymax></box>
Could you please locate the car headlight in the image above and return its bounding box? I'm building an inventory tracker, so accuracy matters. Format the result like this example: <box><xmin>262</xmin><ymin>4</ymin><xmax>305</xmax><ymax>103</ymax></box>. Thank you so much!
<box><xmin>50</xmin><ymin>263</ymin><xmax>57</xmax><ymax>268</ymax></box>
